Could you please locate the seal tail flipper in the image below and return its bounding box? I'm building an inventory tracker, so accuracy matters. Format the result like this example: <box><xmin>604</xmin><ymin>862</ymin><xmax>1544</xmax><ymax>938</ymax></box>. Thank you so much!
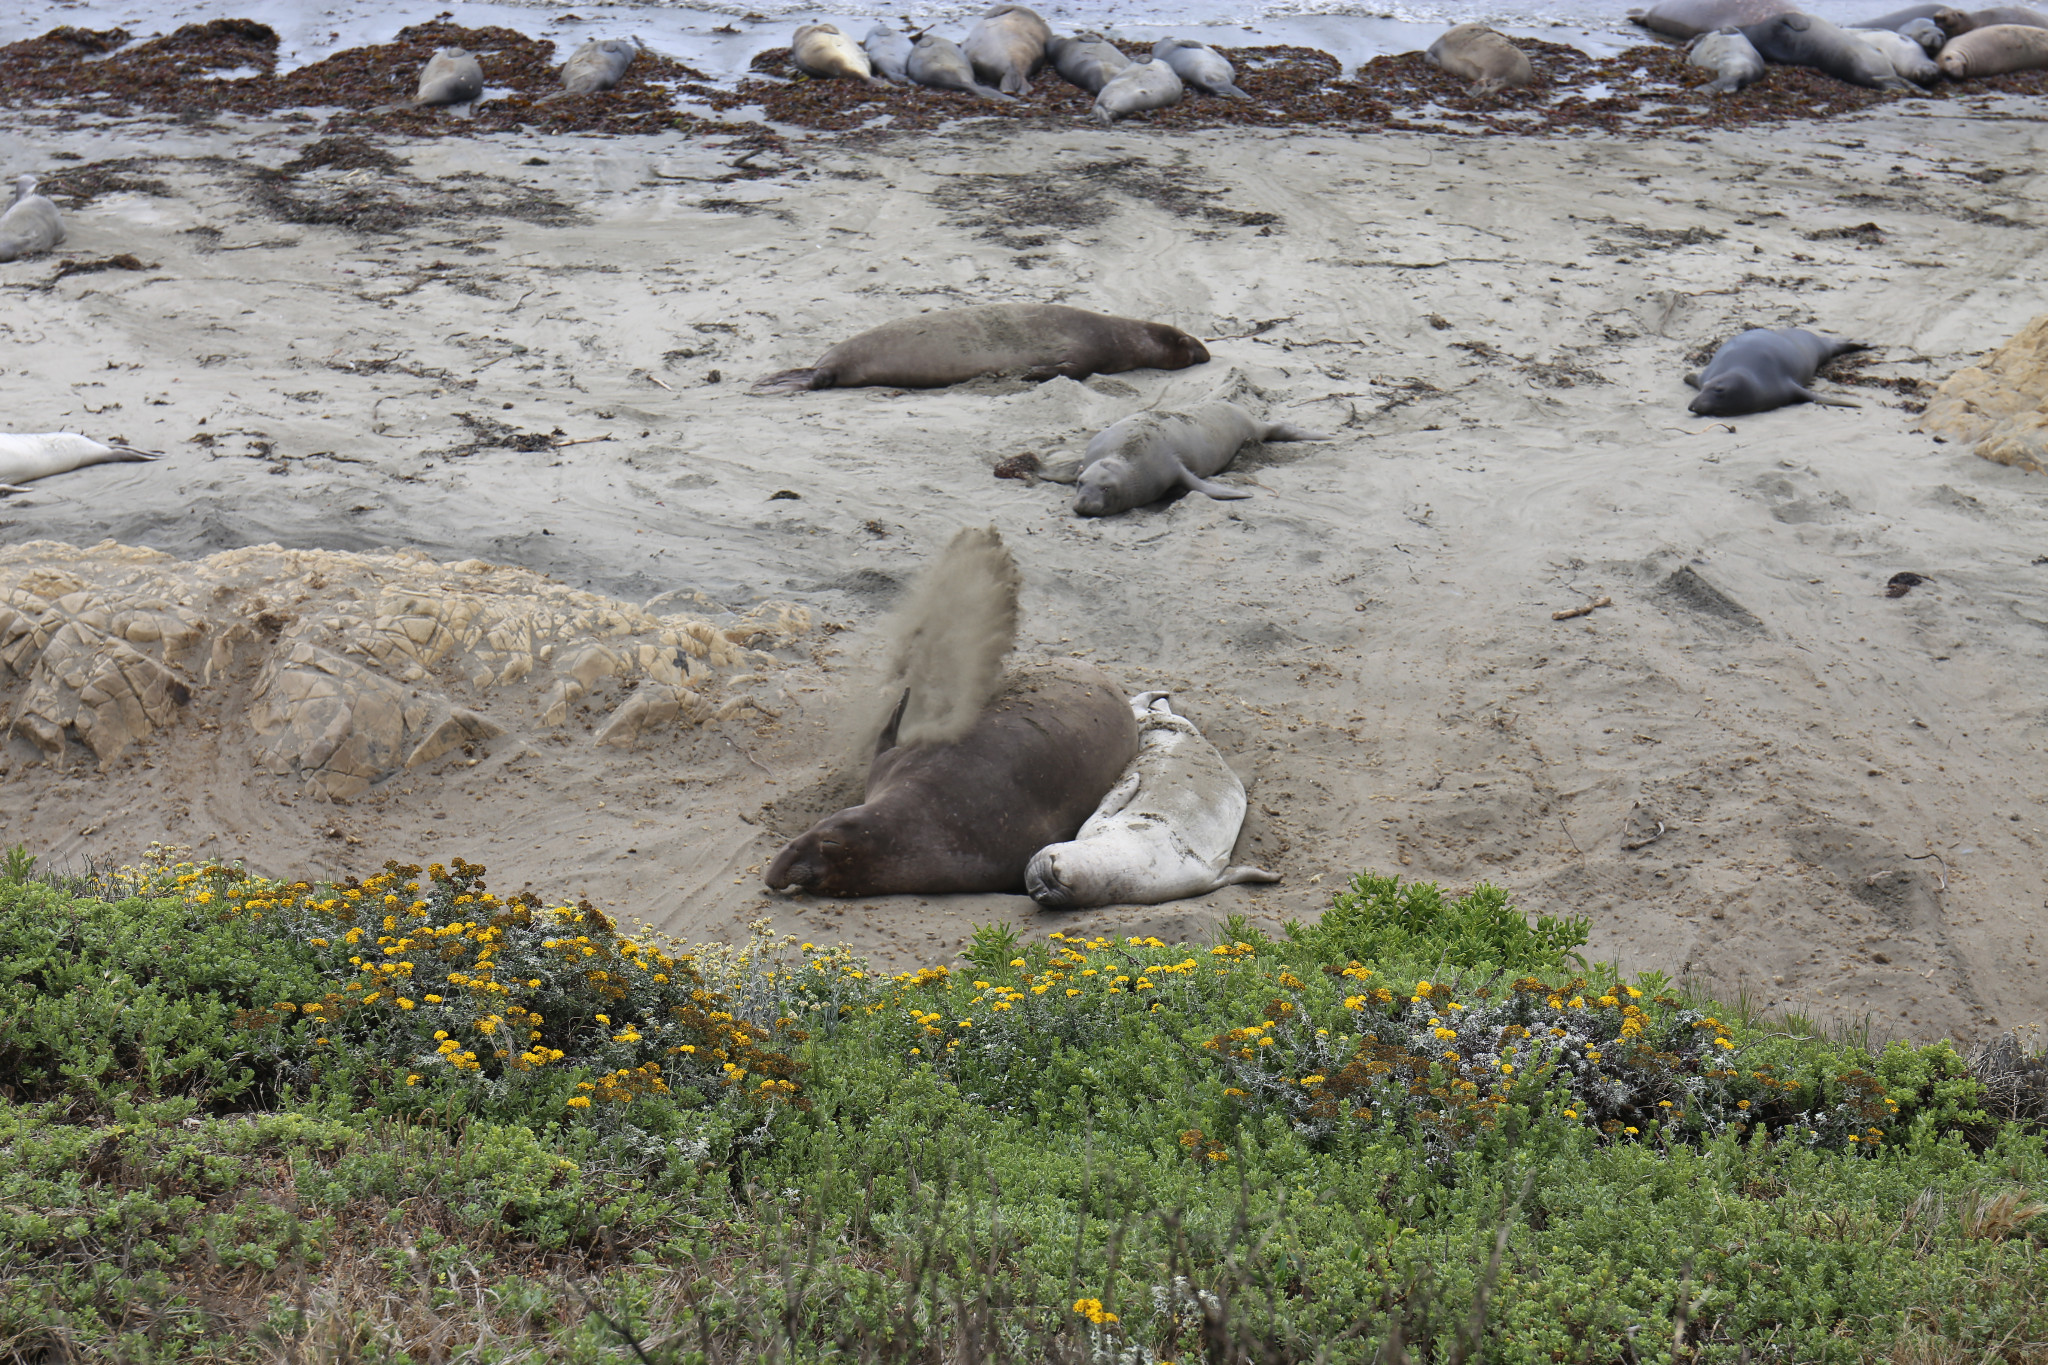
<box><xmin>1217</xmin><ymin>82</ymin><xmax>1252</xmax><ymax>100</ymax></box>
<box><xmin>1259</xmin><ymin>421</ymin><xmax>1333</xmax><ymax>442</ymax></box>
<box><xmin>1128</xmin><ymin>689</ymin><xmax>1171</xmax><ymax>714</ymax></box>
<box><xmin>875</xmin><ymin>687</ymin><xmax>910</xmax><ymax>755</ymax></box>
<box><xmin>1793</xmin><ymin>386</ymin><xmax>1862</xmax><ymax>408</ymax></box>
<box><xmin>971</xmin><ymin>81</ymin><xmax>1018</xmax><ymax>101</ymax></box>
<box><xmin>1213</xmin><ymin>864</ymin><xmax>1282</xmax><ymax>888</ymax></box>
<box><xmin>1179</xmin><ymin>466</ymin><xmax>1252</xmax><ymax>501</ymax></box>
<box><xmin>105</xmin><ymin>445</ymin><xmax>162</xmax><ymax>463</ymax></box>
<box><xmin>751</xmin><ymin>368</ymin><xmax>827</xmax><ymax>395</ymax></box>
<box><xmin>0</xmin><ymin>483</ymin><xmax>33</xmax><ymax>495</ymax></box>
<box><xmin>9</xmin><ymin>176</ymin><xmax>30</xmax><ymax>208</ymax></box>
<box><xmin>1683</xmin><ymin>371</ymin><xmax>1702</xmax><ymax>389</ymax></box>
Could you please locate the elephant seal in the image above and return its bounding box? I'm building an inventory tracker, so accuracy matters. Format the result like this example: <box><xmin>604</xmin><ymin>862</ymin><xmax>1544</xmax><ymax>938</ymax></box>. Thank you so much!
<box><xmin>792</xmin><ymin>24</ymin><xmax>889</xmax><ymax>88</ymax></box>
<box><xmin>1852</xmin><ymin>4</ymin><xmax>1969</xmax><ymax>34</ymax></box>
<box><xmin>1425</xmin><ymin>24</ymin><xmax>1535</xmax><ymax>94</ymax></box>
<box><xmin>1854</xmin><ymin>25</ymin><xmax>1944</xmax><ymax>77</ymax></box>
<box><xmin>1687</xmin><ymin>27</ymin><xmax>1768</xmax><ymax>90</ymax></box>
<box><xmin>765</xmin><ymin>660</ymin><xmax>1140</xmax><ymax>897</ymax></box>
<box><xmin>552</xmin><ymin>37</ymin><xmax>638</xmax><ymax>95</ymax></box>
<box><xmin>0</xmin><ymin>432</ymin><xmax>160</xmax><ymax>493</ymax></box>
<box><xmin>1939</xmin><ymin>21</ymin><xmax>2048</xmax><ymax>72</ymax></box>
<box><xmin>1094</xmin><ymin>57</ymin><xmax>1184</xmax><ymax>123</ymax></box>
<box><xmin>1965</xmin><ymin>6</ymin><xmax>2048</xmax><ymax>28</ymax></box>
<box><xmin>1631</xmin><ymin>0</ymin><xmax>1791</xmax><ymax>40</ymax></box>
<box><xmin>863</xmin><ymin>24</ymin><xmax>914</xmax><ymax>83</ymax></box>
<box><xmin>907</xmin><ymin>33</ymin><xmax>1014</xmax><ymax>101</ymax></box>
<box><xmin>0</xmin><ymin>176</ymin><xmax>64</xmax><ymax>262</ymax></box>
<box><xmin>1047</xmin><ymin>34</ymin><xmax>1130</xmax><ymax>94</ymax></box>
<box><xmin>1898</xmin><ymin>17</ymin><xmax>1951</xmax><ymax>50</ymax></box>
<box><xmin>411</xmin><ymin>47</ymin><xmax>484</xmax><ymax>107</ymax></box>
<box><xmin>1071</xmin><ymin>403</ymin><xmax>1331</xmax><ymax>518</ymax></box>
<box><xmin>1740</xmin><ymin>13</ymin><xmax>1917</xmax><ymax>87</ymax></box>
<box><xmin>754</xmin><ymin>304</ymin><xmax>1209</xmax><ymax>394</ymax></box>
<box><xmin>1026</xmin><ymin>693</ymin><xmax>1278</xmax><ymax>909</ymax></box>
<box><xmin>1685</xmin><ymin>328</ymin><xmax>1870</xmax><ymax>415</ymax></box>
<box><xmin>964</xmin><ymin>4</ymin><xmax>1052</xmax><ymax>95</ymax></box>
<box><xmin>1152</xmin><ymin>38</ymin><xmax>1251</xmax><ymax>98</ymax></box>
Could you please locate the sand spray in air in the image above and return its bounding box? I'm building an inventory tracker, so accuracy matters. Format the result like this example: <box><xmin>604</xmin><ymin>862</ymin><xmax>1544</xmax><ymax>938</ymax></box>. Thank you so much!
<box><xmin>853</xmin><ymin>525</ymin><xmax>1021</xmax><ymax>752</ymax></box>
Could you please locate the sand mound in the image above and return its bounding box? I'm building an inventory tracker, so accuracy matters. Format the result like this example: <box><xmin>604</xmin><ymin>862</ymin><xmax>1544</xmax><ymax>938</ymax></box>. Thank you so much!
<box><xmin>1917</xmin><ymin>313</ymin><xmax>2048</xmax><ymax>476</ymax></box>
<box><xmin>0</xmin><ymin>540</ymin><xmax>808</xmax><ymax>797</ymax></box>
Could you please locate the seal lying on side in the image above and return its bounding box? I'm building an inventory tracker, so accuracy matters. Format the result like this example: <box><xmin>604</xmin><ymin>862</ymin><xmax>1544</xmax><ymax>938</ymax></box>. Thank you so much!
<box><xmin>1630</xmin><ymin>0</ymin><xmax>1792</xmax><ymax>39</ymax></box>
<box><xmin>1853</xmin><ymin>25</ymin><xmax>1944</xmax><ymax>77</ymax></box>
<box><xmin>1094</xmin><ymin>57</ymin><xmax>1184</xmax><ymax>123</ymax></box>
<box><xmin>1939</xmin><ymin>21</ymin><xmax>2048</xmax><ymax>72</ymax></box>
<box><xmin>1687</xmin><ymin>27</ymin><xmax>1768</xmax><ymax>90</ymax></box>
<box><xmin>411</xmin><ymin>47</ymin><xmax>485</xmax><ymax>107</ymax></box>
<box><xmin>1739</xmin><ymin>13</ymin><xmax>1916</xmax><ymax>88</ymax></box>
<box><xmin>754</xmin><ymin>304</ymin><xmax>1210</xmax><ymax>394</ymax></box>
<box><xmin>1026</xmin><ymin>693</ymin><xmax>1279</xmax><ymax>909</ymax></box>
<box><xmin>1047</xmin><ymin>34</ymin><xmax>1131</xmax><ymax>94</ymax></box>
<box><xmin>0</xmin><ymin>176</ymin><xmax>65</xmax><ymax>262</ymax></box>
<box><xmin>0</xmin><ymin>432</ymin><xmax>160</xmax><ymax>493</ymax></box>
<box><xmin>553</xmin><ymin>37</ymin><xmax>638</xmax><ymax>95</ymax></box>
<box><xmin>793</xmin><ymin>24</ymin><xmax>890</xmax><ymax>88</ymax></box>
<box><xmin>863</xmin><ymin>24</ymin><xmax>914</xmax><ymax>83</ymax></box>
<box><xmin>907</xmin><ymin>33</ymin><xmax>1015</xmax><ymax>100</ymax></box>
<box><xmin>1426</xmin><ymin>24</ymin><xmax>1535</xmax><ymax>94</ymax></box>
<box><xmin>1152</xmin><ymin>38</ymin><xmax>1251</xmax><ymax>98</ymax></box>
<box><xmin>1685</xmin><ymin>328</ymin><xmax>1870</xmax><ymax>415</ymax></box>
<box><xmin>1071</xmin><ymin>402</ymin><xmax>1331</xmax><ymax>517</ymax></box>
<box><xmin>964</xmin><ymin>4</ymin><xmax>1053</xmax><ymax>95</ymax></box>
<box><xmin>766</xmin><ymin>660</ymin><xmax>1140</xmax><ymax>897</ymax></box>
<box><xmin>1964</xmin><ymin>6</ymin><xmax>2048</xmax><ymax>28</ymax></box>
<box><xmin>1898</xmin><ymin>17</ymin><xmax>1952</xmax><ymax>50</ymax></box>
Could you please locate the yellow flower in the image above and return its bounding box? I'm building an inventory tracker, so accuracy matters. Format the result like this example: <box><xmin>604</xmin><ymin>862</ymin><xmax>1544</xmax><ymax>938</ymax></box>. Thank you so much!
<box><xmin>406</xmin><ymin>1074</ymin><xmax>421</xmax><ymax>1086</ymax></box>
<box><xmin>596</xmin><ymin>1014</ymin><xmax>610</xmax><ymax>1025</ymax></box>
<box><xmin>397</xmin><ymin>998</ymin><xmax>415</xmax><ymax>1010</ymax></box>
<box><xmin>566</xmin><ymin>1096</ymin><xmax>592</xmax><ymax>1109</ymax></box>
<box><xmin>424</xmin><ymin>994</ymin><xmax>443</xmax><ymax>1004</ymax></box>
<box><xmin>1563</xmin><ymin>1109</ymin><xmax>1577</xmax><ymax>1119</ymax></box>
<box><xmin>1623</xmin><ymin>1126</ymin><xmax>1639</xmax><ymax>1135</ymax></box>
<box><xmin>1736</xmin><ymin>1100</ymin><xmax>1750</xmax><ymax>1110</ymax></box>
<box><xmin>529</xmin><ymin>979</ymin><xmax>542</xmax><ymax>988</ymax></box>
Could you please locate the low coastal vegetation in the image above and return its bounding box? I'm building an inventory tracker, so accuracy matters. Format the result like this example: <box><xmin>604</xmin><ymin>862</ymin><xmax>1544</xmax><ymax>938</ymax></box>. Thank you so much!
<box><xmin>1</xmin><ymin>846</ymin><xmax>2043</xmax><ymax>1361</ymax></box>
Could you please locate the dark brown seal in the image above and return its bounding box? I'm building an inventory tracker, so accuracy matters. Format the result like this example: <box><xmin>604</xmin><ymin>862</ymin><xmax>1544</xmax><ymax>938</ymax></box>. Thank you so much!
<box><xmin>764</xmin><ymin>660</ymin><xmax>1140</xmax><ymax>897</ymax></box>
<box><xmin>753</xmin><ymin>303</ymin><xmax>1210</xmax><ymax>394</ymax></box>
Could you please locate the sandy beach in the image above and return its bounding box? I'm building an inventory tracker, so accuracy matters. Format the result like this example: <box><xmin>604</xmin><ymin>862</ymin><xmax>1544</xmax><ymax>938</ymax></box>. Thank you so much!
<box><xmin>3</xmin><ymin>76</ymin><xmax>2046</xmax><ymax>1044</ymax></box>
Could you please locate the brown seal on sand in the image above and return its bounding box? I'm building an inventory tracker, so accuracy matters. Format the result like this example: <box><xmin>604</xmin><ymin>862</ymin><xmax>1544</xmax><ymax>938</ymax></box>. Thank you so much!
<box><xmin>1629</xmin><ymin>0</ymin><xmax>1793</xmax><ymax>40</ymax></box>
<box><xmin>553</xmin><ymin>37</ymin><xmax>638</xmax><ymax>95</ymax></box>
<box><xmin>764</xmin><ymin>659</ymin><xmax>1140</xmax><ymax>896</ymax></box>
<box><xmin>792</xmin><ymin>23</ymin><xmax>890</xmax><ymax>88</ymax></box>
<box><xmin>1939</xmin><ymin>21</ymin><xmax>2048</xmax><ymax>72</ymax></box>
<box><xmin>964</xmin><ymin>4</ymin><xmax>1054</xmax><ymax>95</ymax></box>
<box><xmin>1685</xmin><ymin>328</ymin><xmax>1870</xmax><ymax>415</ymax></box>
<box><xmin>1425</xmin><ymin>24</ymin><xmax>1536</xmax><ymax>94</ymax></box>
<box><xmin>752</xmin><ymin>303</ymin><xmax>1210</xmax><ymax>394</ymax></box>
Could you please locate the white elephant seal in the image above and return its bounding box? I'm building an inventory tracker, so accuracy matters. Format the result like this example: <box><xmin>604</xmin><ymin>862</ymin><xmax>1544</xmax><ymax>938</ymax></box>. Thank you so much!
<box><xmin>792</xmin><ymin>23</ymin><xmax>889</xmax><ymax>88</ymax></box>
<box><xmin>1047</xmin><ymin>34</ymin><xmax>1130</xmax><ymax>94</ymax></box>
<box><xmin>552</xmin><ymin>37</ymin><xmax>638</xmax><ymax>96</ymax></box>
<box><xmin>1425</xmin><ymin>24</ymin><xmax>1535</xmax><ymax>94</ymax></box>
<box><xmin>1854</xmin><ymin>25</ymin><xmax>1944</xmax><ymax>77</ymax></box>
<box><xmin>863</xmin><ymin>24</ymin><xmax>914</xmax><ymax>83</ymax></box>
<box><xmin>0</xmin><ymin>433</ymin><xmax>160</xmax><ymax>494</ymax></box>
<box><xmin>1072</xmin><ymin>402</ymin><xmax>1331</xmax><ymax>517</ymax></box>
<box><xmin>1939</xmin><ymin>21</ymin><xmax>2048</xmax><ymax>73</ymax></box>
<box><xmin>1899</xmin><ymin>17</ymin><xmax>1950</xmax><ymax>50</ymax></box>
<box><xmin>0</xmin><ymin>176</ymin><xmax>65</xmax><ymax>262</ymax></box>
<box><xmin>1026</xmin><ymin>692</ymin><xmax>1278</xmax><ymax>909</ymax></box>
<box><xmin>1093</xmin><ymin>56</ymin><xmax>1184</xmax><ymax>124</ymax></box>
<box><xmin>1151</xmin><ymin>38</ymin><xmax>1250</xmax><ymax>98</ymax></box>
<box><xmin>411</xmin><ymin>47</ymin><xmax>484</xmax><ymax>107</ymax></box>
<box><xmin>1687</xmin><ymin>27</ymin><xmax>1768</xmax><ymax>91</ymax></box>
<box><xmin>964</xmin><ymin>4</ymin><xmax>1053</xmax><ymax>94</ymax></box>
<box><xmin>907</xmin><ymin>33</ymin><xmax>1015</xmax><ymax>101</ymax></box>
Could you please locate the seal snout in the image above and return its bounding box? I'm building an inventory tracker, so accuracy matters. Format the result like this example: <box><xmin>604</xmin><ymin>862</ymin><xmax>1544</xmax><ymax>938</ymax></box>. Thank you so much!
<box><xmin>764</xmin><ymin>839</ymin><xmax>816</xmax><ymax>891</ymax></box>
<box><xmin>1024</xmin><ymin>848</ymin><xmax>1075</xmax><ymax>908</ymax></box>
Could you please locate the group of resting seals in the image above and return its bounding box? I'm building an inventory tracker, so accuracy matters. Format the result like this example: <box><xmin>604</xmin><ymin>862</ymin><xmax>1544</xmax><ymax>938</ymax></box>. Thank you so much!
<box><xmin>377</xmin><ymin>36</ymin><xmax>643</xmax><ymax>114</ymax></box>
<box><xmin>1644</xmin><ymin>1</ymin><xmax>2048</xmax><ymax>90</ymax></box>
<box><xmin>790</xmin><ymin>5</ymin><xmax>1252</xmax><ymax>122</ymax></box>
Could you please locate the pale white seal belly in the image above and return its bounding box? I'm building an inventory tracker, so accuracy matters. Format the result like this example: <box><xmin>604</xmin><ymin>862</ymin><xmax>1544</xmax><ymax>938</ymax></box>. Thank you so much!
<box><xmin>1025</xmin><ymin>692</ymin><xmax>1279</xmax><ymax>909</ymax></box>
<box><xmin>0</xmin><ymin>432</ymin><xmax>161</xmax><ymax>493</ymax></box>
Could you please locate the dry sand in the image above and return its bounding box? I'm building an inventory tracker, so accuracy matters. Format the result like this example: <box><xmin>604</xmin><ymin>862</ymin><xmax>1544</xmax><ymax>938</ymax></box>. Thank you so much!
<box><xmin>2</xmin><ymin>97</ymin><xmax>2046</xmax><ymax>1043</ymax></box>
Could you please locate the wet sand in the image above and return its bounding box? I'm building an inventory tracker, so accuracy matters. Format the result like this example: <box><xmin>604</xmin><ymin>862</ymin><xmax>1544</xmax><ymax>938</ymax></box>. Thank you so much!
<box><xmin>2</xmin><ymin>95</ymin><xmax>2046</xmax><ymax>1043</ymax></box>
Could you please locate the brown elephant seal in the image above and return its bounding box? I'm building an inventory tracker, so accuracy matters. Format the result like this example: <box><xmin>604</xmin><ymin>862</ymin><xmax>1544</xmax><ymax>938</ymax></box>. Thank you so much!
<box><xmin>0</xmin><ymin>176</ymin><xmax>65</xmax><ymax>262</ymax></box>
<box><xmin>964</xmin><ymin>4</ymin><xmax>1053</xmax><ymax>94</ymax></box>
<box><xmin>1685</xmin><ymin>328</ymin><xmax>1869</xmax><ymax>415</ymax></box>
<box><xmin>792</xmin><ymin>23</ymin><xmax>890</xmax><ymax>88</ymax></box>
<box><xmin>411</xmin><ymin>47</ymin><xmax>484</xmax><ymax>107</ymax></box>
<box><xmin>1047</xmin><ymin>34</ymin><xmax>1131</xmax><ymax>94</ymax></box>
<box><xmin>906</xmin><ymin>32</ymin><xmax>1014</xmax><ymax>100</ymax></box>
<box><xmin>1094</xmin><ymin>57</ymin><xmax>1185</xmax><ymax>123</ymax></box>
<box><xmin>1939</xmin><ymin>21</ymin><xmax>2048</xmax><ymax>71</ymax></box>
<box><xmin>765</xmin><ymin>660</ymin><xmax>1140</xmax><ymax>897</ymax></box>
<box><xmin>1425</xmin><ymin>24</ymin><xmax>1535</xmax><ymax>94</ymax></box>
<box><xmin>0</xmin><ymin>432</ymin><xmax>159</xmax><ymax>493</ymax></box>
<box><xmin>1631</xmin><ymin>0</ymin><xmax>1792</xmax><ymax>39</ymax></box>
<box><xmin>1740</xmin><ymin>13</ymin><xmax>1917</xmax><ymax>87</ymax></box>
<box><xmin>1852</xmin><ymin>5</ymin><xmax>1972</xmax><ymax>36</ymax></box>
<box><xmin>552</xmin><ymin>37</ymin><xmax>638</xmax><ymax>95</ymax></box>
<box><xmin>1152</xmin><ymin>38</ymin><xmax>1250</xmax><ymax>98</ymax></box>
<box><xmin>753</xmin><ymin>304</ymin><xmax>1210</xmax><ymax>394</ymax></box>
<box><xmin>1071</xmin><ymin>403</ymin><xmax>1331</xmax><ymax>518</ymax></box>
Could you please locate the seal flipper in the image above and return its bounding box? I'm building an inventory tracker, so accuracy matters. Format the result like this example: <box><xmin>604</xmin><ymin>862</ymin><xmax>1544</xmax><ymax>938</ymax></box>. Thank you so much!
<box><xmin>875</xmin><ymin>688</ymin><xmax>910</xmax><ymax>755</ymax></box>
<box><xmin>1212</xmin><ymin>864</ymin><xmax>1282</xmax><ymax>888</ymax></box>
<box><xmin>752</xmin><ymin>367</ymin><xmax>829</xmax><ymax>396</ymax></box>
<box><xmin>1178</xmin><ymin>464</ymin><xmax>1252</xmax><ymax>501</ymax></box>
<box><xmin>1683</xmin><ymin>371</ymin><xmax>1702</xmax><ymax>389</ymax></box>
<box><xmin>1216</xmin><ymin>82</ymin><xmax>1251</xmax><ymax>100</ymax></box>
<box><xmin>1792</xmin><ymin>385</ymin><xmax>1861</xmax><ymax>408</ymax></box>
<box><xmin>1257</xmin><ymin>420</ymin><xmax>1332</xmax><ymax>443</ymax></box>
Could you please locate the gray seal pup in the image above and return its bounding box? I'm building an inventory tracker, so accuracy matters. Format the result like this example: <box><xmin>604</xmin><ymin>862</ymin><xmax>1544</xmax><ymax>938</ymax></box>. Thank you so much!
<box><xmin>1939</xmin><ymin>21</ymin><xmax>2048</xmax><ymax>72</ymax></box>
<box><xmin>0</xmin><ymin>432</ymin><xmax>160</xmax><ymax>493</ymax></box>
<box><xmin>765</xmin><ymin>660</ymin><xmax>1140</xmax><ymax>897</ymax></box>
<box><xmin>863</xmin><ymin>24</ymin><xmax>914</xmax><ymax>83</ymax></box>
<box><xmin>754</xmin><ymin>303</ymin><xmax>1210</xmax><ymax>394</ymax></box>
<box><xmin>792</xmin><ymin>23</ymin><xmax>890</xmax><ymax>88</ymax></box>
<box><xmin>1685</xmin><ymin>328</ymin><xmax>1870</xmax><ymax>415</ymax></box>
<box><xmin>907</xmin><ymin>33</ymin><xmax>1015</xmax><ymax>101</ymax></box>
<box><xmin>1630</xmin><ymin>0</ymin><xmax>1793</xmax><ymax>40</ymax></box>
<box><xmin>1898</xmin><ymin>17</ymin><xmax>1951</xmax><ymax>50</ymax></box>
<box><xmin>411</xmin><ymin>47</ymin><xmax>484</xmax><ymax>107</ymax></box>
<box><xmin>1093</xmin><ymin>56</ymin><xmax>1184</xmax><ymax>123</ymax></box>
<box><xmin>1739</xmin><ymin>14</ymin><xmax>1917</xmax><ymax>88</ymax></box>
<box><xmin>1854</xmin><ymin>25</ymin><xmax>1944</xmax><ymax>77</ymax></box>
<box><xmin>964</xmin><ymin>4</ymin><xmax>1053</xmax><ymax>95</ymax></box>
<box><xmin>1047</xmin><ymin>34</ymin><xmax>1131</xmax><ymax>94</ymax></box>
<box><xmin>1686</xmin><ymin>27</ymin><xmax>1768</xmax><ymax>90</ymax></box>
<box><xmin>552</xmin><ymin>37</ymin><xmax>638</xmax><ymax>96</ymax></box>
<box><xmin>1151</xmin><ymin>38</ymin><xmax>1251</xmax><ymax>99</ymax></box>
<box><xmin>1025</xmin><ymin>692</ymin><xmax>1278</xmax><ymax>909</ymax></box>
<box><xmin>0</xmin><ymin>176</ymin><xmax>65</xmax><ymax>262</ymax></box>
<box><xmin>1071</xmin><ymin>402</ymin><xmax>1331</xmax><ymax>518</ymax></box>
<box><xmin>1425</xmin><ymin>24</ymin><xmax>1536</xmax><ymax>95</ymax></box>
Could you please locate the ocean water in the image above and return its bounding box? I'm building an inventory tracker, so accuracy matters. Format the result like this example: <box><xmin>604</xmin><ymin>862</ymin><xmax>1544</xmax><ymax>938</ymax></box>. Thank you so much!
<box><xmin>0</xmin><ymin>0</ymin><xmax>1917</xmax><ymax>83</ymax></box>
